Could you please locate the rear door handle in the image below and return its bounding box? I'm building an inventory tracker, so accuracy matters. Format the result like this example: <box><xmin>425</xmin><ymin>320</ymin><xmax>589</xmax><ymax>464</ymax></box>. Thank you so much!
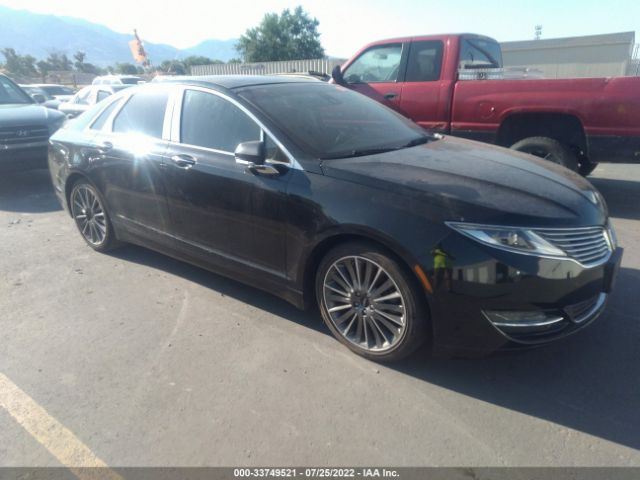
<box><xmin>384</xmin><ymin>92</ymin><xmax>399</xmax><ymax>100</ymax></box>
<box><xmin>171</xmin><ymin>154</ymin><xmax>197</xmax><ymax>168</ymax></box>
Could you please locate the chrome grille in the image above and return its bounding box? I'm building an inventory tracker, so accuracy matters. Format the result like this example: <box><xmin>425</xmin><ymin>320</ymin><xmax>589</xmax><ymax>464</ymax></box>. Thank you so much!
<box><xmin>534</xmin><ymin>226</ymin><xmax>611</xmax><ymax>266</ymax></box>
<box><xmin>0</xmin><ymin>125</ymin><xmax>50</xmax><ymax>145</ymax></box>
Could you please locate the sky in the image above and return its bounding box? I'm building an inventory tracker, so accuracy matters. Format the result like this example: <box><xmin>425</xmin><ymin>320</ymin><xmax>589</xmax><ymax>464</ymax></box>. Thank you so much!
<box><xmin>0</xmin><ymin>0</ymin><xmax>639</xmax><ymax>57</ymax></box>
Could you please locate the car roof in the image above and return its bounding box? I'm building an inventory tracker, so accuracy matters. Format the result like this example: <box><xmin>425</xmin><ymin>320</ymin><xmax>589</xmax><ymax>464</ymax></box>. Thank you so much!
<box><xmin>153</xmin><ymin>74</ymin><xmax>322</xmax><ymax>90</ymax></box>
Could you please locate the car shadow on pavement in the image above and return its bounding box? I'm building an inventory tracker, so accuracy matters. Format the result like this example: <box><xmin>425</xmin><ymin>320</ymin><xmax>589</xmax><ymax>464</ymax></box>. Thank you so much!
<box><xmin>590</xmin><ymin>176</ymin><xmax>640</xmax><ymax>221</ymax></box>
<box><xmin>111</xmin><ymin>241</ymin><xmax>640</xmax><ymax>451</ymax></box>
<box><xmin>109</xmin><ymin>244</ymin><xmax>327</xmax><ymax>335</ymax></box>
<box><xmin>395</xmin><ymin>265</ymin><xmax>640</xmax><ymax>452</ymax></box>
<box><xmin>0</xmin><ymin>169</ymin><xmax>62</xmax><ymax>213</ymax></box>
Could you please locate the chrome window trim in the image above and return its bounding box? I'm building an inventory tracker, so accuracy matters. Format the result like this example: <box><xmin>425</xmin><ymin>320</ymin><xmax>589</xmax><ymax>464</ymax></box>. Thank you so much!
<box><xmin>87</xmin><ymin>85</ymin><xmax>173</xmax><ymax>139</ymax></box>
<box><xmin>85</xmin><ymin>94</ymin><xmax>126</xmax><ymax>132</ymax></box>
<box><xmin>170</xmin><ymin>85</ymin><xmax>302</xmax><ymax>170</ymax></box>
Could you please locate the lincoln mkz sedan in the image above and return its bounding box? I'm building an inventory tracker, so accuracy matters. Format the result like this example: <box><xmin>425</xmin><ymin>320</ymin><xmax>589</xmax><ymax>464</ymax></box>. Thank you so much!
<box><xmin>48</xmin><ymin>76</ymin><xmax>622</xmax><ymax>361</ymax></box>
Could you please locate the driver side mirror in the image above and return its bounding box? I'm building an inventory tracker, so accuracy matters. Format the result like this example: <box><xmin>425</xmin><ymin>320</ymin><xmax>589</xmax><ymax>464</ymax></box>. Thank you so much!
<box><xmin>331</xmin><ymin>64</ymin><xmax>346</xmax><ymax>85</ymax></box>
<box><xmin>32</xmin><ymin>94</ymin><xmax>47</xmax><ymax>103</ymax></box>
<box><xmin>234</xmin><ymin>140</ymin><xmax>281</xmax><ymax>177</ymax></box>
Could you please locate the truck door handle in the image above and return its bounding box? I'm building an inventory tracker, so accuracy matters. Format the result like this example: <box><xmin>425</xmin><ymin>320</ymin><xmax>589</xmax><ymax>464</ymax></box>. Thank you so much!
<box><xmin>171</xmin><ymin>154</ymin><xmax>197</xmax><ymax>168</ymax></box>
<box><xmin>384</xmin><ymin>92</ymin><xmax>399</xmax><ymax>100</ymax></box>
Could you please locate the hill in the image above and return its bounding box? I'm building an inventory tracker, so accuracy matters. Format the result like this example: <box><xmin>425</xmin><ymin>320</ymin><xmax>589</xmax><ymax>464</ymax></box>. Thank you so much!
<box><xmin>0</xmin><ymin>5</ymin><xmax>238</xmax><ymax>66</ymax></box>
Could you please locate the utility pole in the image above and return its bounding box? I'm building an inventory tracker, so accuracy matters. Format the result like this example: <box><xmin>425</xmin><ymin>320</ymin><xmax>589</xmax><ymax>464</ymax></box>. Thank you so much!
<box><xmin>535</xmin><ymin>25</ymin><xmax>542</xmax><ymax>40</ymax></box>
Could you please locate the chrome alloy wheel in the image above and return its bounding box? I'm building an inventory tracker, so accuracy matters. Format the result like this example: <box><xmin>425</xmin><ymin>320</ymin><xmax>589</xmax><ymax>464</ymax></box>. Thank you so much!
<box><xmin>322</xmin><ymin>255</ymin><xmax>407</xmax><ymax>352</ymax></box>
<box><xmin>71</xmin><ymin>185</ymin><xmax>107</xmax><ymax>246</ymax></box>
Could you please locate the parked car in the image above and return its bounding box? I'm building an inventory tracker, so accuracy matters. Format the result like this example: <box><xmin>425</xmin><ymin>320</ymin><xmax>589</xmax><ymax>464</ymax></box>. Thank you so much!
<box><xmin>48</xmin><ymin>77</ymin><xmax>622</xmax><ymax>361</ymax></box>
<box><xmin>0</xmin><ymin>74</ymin><xmax>66</xmax><ymax>172</ymax></box>
<box><xmin>332</xmin><ymin>33</ymin><xmax>640</xmax><ymax>175</ymax></box>
<box><xmin>29</xmin><ymin>84</ymin><xmax>76</xmax><ymax>102</ymax></box>
<box><xmin>58</xmin><ymin>85</ymin><xmax>131</xmax><ymax>118</ymax></box>
<box><xmin>92</xmin><ymin>75</ymin><xmax>143</xmax><ymax>86</ymax></box>
<box><xmin>19</xmin><ymin>85</ymin><xmax>61</xmax><ymax>110</ymax></box>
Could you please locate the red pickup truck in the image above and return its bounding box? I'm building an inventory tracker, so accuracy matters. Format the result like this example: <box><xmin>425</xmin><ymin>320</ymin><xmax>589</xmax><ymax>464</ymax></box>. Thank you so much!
<box><xmin>332</xmin><ymin>33</ymin><xmax>640</xmax><ymax>175</ymax></box>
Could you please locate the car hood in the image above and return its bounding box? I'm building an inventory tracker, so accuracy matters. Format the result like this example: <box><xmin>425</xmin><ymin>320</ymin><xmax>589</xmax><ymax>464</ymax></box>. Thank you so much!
<box><xmin>0</xmin><ymin>103</ymin><xmax>65</xmax><ymax>127</ymax></box>
<box><xmin>320</xmin><ymin>136</ymin><xmax>607</xmax><ymax>227</ymax></box>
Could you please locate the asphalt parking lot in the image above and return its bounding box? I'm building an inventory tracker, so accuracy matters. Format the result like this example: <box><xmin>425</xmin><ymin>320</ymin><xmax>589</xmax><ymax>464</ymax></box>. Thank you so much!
<box><xmin>0</xmin><ymin>164</ymin><xmax>639</xmax><ymax>467</ymax></box>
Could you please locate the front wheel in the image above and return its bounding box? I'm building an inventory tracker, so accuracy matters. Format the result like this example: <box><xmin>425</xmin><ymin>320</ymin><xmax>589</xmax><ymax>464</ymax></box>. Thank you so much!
<box><xmin>315</xmin><ymin>242</ymin><xmax>429</xmax><ymax>362</ymax></box>
<box><xmin>511</xmin><ymin>136</ymin><xmax>579</xmax><ymax>172</ymax></box>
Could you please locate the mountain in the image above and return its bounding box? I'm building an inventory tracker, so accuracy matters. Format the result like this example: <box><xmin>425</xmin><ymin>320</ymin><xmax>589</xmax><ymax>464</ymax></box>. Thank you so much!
<box><xmin>183</xmin><ymin>39</ymin><xmax>239</xmax><ymax>61</ymax></box>
<box><xmin>0</xmin><ymin>5</ymin><xmax>238</xmax><ymax>66</ymax></box>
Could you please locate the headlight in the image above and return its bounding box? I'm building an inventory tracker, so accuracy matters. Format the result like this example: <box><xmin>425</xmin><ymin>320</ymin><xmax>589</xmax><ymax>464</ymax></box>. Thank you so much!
<box><xmin>446</xmin><ymin>222</ymin><xmax>566</xmax><ymax>257</ymax></box>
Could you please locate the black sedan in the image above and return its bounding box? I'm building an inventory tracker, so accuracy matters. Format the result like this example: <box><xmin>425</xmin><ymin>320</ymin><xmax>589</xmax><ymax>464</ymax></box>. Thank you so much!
<box><xmin>1</xmin><ymin>74</ymin><xmax>66</xmax><ymax>172</ymax></box>
<box><xmin>48</xmin><ymin>76</ymin><xmax>622</xmax><ymax>361</ymax></box>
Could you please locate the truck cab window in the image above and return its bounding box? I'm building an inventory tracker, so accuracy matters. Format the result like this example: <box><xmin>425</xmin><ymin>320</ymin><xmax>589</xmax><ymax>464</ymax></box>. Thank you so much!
<box><xmin>458</xmin><ymin>38</ymin><xmax>503</xmax><ymax>70</ymax></box>
<box><xmin>343</xmin><ymin>44</ymin><xmax>403</xmax><ymax>83</ymax></box>
<box><xmin>405</xmin><ymin>41</ymin><xmax>444</xmax><ymax>82</ymax></box>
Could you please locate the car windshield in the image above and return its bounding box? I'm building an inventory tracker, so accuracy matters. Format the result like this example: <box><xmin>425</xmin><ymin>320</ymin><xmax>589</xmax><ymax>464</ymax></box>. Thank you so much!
<box><xmin>238</xmin><ymin>83</ymin><xmax>430</xmax><ymax>159</ymax></box>
<box><xmin>40</xmin><ymin>85</ymin><xmax>75</xmax><ymax>95</ymax></box>
<box><xmin>0</xmin><ymin>76</ymin><xmax>33</xmax><ymax>104</ymax></box>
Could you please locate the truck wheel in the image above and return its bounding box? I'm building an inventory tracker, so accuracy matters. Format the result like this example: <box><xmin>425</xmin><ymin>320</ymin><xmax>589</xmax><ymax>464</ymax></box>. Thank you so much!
<box><xmin>511</xmin><ymin>137</ymin><xmax>579</xmax><ymax>172</ymax></box>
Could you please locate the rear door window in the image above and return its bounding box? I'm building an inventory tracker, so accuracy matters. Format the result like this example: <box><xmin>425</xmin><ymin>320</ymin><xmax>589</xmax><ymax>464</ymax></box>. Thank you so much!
<box><xmin>112</xmin><ymin>89</ymin><xmax>169</xmax><ymax>138</ymax></box>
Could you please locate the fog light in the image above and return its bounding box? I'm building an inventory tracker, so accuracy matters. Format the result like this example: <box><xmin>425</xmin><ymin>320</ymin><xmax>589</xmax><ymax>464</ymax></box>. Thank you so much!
<box><xmin>484</xmin><ymin>310</ymin><xmax>565</xmax><ymax>328</ymax></box>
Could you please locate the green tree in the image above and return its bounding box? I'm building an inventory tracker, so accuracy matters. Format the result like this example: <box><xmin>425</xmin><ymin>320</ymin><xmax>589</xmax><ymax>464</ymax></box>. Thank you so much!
<box><xmin>73</xmin><ymin>51</ymin><xmax>99</xmax><ymax>74</ymax></box>
<box><xmin>182</xmin><ymin>55</ymin><xmax>220</xmax><ymax>67</ymax></box>
<box><xmin>114</xmin><ymin>62</ymin><xmax>139</xmax><ymax>74</ymax></box>
<box><xmin>0</xmin><ymin>48</ymin><xmax>38</xmax><ymax>77</ymax></box>
<box><xmin>73</xmin><ymin>51</ymin><xmax>86</xmax><ymax>71</ymax></box>
<box><xmin>36</xmin><ymin>60</ymin><xmax>51</xmax><ymax>80</ymax></box>
<box><xmin>45</xmin><ymin>51</ymin><xmax>72</xmax><ymax>71</ymax></box>
<box><xmin>159</xmin><ymin>60</ymin><xmax>186</xmax><ymax>75</ymax></box>
<box><xmin>236</xmin><ymin>6</ymin><xmax>324</xmax><ymax>62</ymax></box>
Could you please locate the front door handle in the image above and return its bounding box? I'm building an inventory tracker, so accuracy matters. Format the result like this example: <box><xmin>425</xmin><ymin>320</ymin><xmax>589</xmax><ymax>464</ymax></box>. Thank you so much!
<box><xmin>384</xmin><ymin>92</ymin><xmax>399</xmax><ymax>100</ymax></box>
<box><xmin>171</xmin><ymin>154</ymin><xmax>197</xmax><ymax>168</ymax></box>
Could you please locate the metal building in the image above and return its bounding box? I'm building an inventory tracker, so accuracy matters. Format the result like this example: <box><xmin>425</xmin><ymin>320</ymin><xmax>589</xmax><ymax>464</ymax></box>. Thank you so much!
<box><xmin>500</xmin><ymin>31</ymin><xmax>636</xmax><ymax>78</ymax></box>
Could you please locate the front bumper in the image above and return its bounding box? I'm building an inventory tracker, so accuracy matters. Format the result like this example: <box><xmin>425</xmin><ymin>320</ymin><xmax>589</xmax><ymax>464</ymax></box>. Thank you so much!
<box><xmin>0</xmin><ymin>142</ymin><xmax>49</xmax><ymax>172</ymax></box>
<box><xmin>425</xmin><ymin>233</ymin><xmax>623</xmax><ymax>357</ymax></box>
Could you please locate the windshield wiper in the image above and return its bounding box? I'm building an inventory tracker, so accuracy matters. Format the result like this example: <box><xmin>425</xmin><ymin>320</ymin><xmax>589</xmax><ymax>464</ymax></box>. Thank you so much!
<box><xmin>400</xmin><ymin>135</ymin><xmax>432</xmax><ymax>148</ymax></box>
<box><xmin>321</xmin><ymin>135</ymin><xmax>434</xmax><ymax>160</ymax></box>
<box><xmin>321</xmin><ymin>147</ymin><xmax>398</xmax><ymax>160</ymax></box>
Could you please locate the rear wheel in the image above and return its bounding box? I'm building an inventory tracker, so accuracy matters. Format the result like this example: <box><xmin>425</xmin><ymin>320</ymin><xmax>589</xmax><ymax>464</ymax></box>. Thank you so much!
<box><xmin>70</xmin><ymin>180</ymin><xmax>118</xmax><ymax>252</ymax></box>
<box><xmin>315</xmin><ymin>242</ymin><xmax>429</xmax><ymax>362</ymax></box>
<box><xmin>511</xmin><ymin>136</ymin><xmax>579</xmax><ymax>172</ymax></box>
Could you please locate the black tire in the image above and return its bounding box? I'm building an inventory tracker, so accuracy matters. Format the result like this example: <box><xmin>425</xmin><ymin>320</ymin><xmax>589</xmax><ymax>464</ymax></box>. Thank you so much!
<box><xmin>69</xmin><ymin>179</ymin><xmax>119</xmax><ymax>252</ymax></box>
<box><xmin>511</xmin><ymin>136</ymin><xmax>579</xmax><ymax>172</ymax></box>
<box><xmin>315</xmin><ymin>241</ymin><xmax>429</xmax><ymax>362</ymax></box>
